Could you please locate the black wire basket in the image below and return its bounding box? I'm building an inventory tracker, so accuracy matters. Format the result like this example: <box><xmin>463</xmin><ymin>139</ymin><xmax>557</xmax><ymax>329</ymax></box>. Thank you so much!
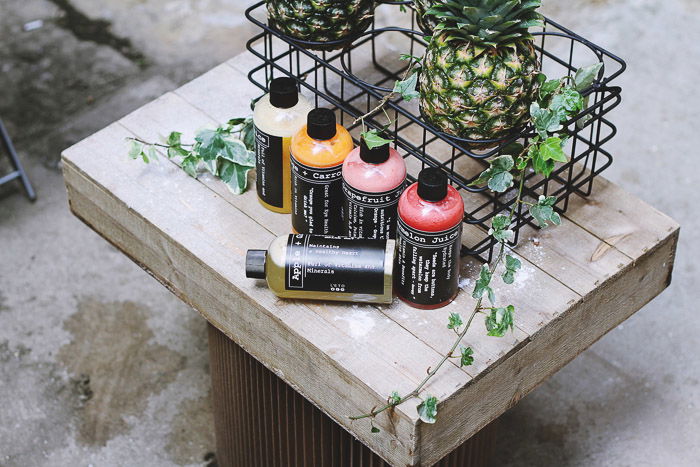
<box><xmin>244</xmin><ymin>1</ymin><xmax>626</xmax><ymax>262</ymax></box>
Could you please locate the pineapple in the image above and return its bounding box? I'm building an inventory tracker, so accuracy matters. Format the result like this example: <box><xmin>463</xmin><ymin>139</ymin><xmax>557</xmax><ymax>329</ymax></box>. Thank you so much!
<box><xmin>267</xmin><ymin>0</ymin><xmax>375</xmax><ymax>50</ymax></box>
<box><xmin>418</xmin><ymin>0</ymin><xmax>542</xmax><ymax>145</ymax></box>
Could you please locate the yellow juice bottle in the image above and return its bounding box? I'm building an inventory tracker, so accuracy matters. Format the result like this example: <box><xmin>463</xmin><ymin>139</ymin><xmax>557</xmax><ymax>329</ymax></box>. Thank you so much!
<box><xmin>253</xmin><ymin>77</ymin><xmax>312</xmax><ymax>213</ymax></box>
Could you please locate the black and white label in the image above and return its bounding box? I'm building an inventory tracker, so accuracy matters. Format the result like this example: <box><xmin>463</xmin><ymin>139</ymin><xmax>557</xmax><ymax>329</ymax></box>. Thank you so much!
<box><xmin>291</xmin><ymin>156</ymin><xmax>343</xmax><ymax>235</ymax></box>
<box><xmin>254</xmin><ymin>126</ymin><xmax>284</xmax><ymax>208</ymax></box>
<box><xmin>342</xmin><ymin>181</ymin><xmax>404</xmax><ymax>239</ymax></box>
<box><xmin>395</xmin><ymin>218</ymin><xmax>462</xmax><ymax>306</ymax></box>
<box><xmin>285</xmin><ymin>234</ymin><xmax>387</xmax><ymax>294</ymax></box>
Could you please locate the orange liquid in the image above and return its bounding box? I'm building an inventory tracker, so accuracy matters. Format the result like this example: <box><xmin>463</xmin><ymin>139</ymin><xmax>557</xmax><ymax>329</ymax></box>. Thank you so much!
<box><xmin>291</xmin><ymin>124</ymin><xmax>354</xmax><ymax>167</ymax></box>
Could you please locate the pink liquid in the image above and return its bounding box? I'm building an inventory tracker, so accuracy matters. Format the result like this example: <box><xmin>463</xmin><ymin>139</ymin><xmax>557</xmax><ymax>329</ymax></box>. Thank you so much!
<box><xmin>342</xmin><ymin>146</ymin><xmax>406</xmax><ymax>192</ymax></box>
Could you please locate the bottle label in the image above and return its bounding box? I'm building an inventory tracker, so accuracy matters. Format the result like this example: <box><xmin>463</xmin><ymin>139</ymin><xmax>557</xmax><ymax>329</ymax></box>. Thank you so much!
<box><xmin>395</xmin><ymin>218</ymin><xmax>462</xmax><ymax>306</ymax></box>
<box><xmin>255</xmin><ymin>125</ymin><xmax>285</xmax><ymax>208</ymax></box>
<box><xmin>342</xmin><ymin>181</ymin><xmax>404</xmax><ymax>239</ymax></box>
<box><xmin>285</xmin><ymin>234</ymin><xmax>386</xmax><ymax>295</ymax></box>
<box><xmin>291</xmin><ymin>156</ymin><xmax>343</xmax><ymax>235</ymax></box>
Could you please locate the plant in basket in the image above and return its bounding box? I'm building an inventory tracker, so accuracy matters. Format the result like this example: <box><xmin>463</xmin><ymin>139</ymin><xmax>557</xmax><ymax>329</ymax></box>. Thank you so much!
<box><xmin>266</xmin><ymin>0</ymin><xmax>375</xmax><ymax>50</ymax></box>
<box><xmin>417</xmin><ymin>0</ymin><xmax>543</xmax><ymax>147</ymax></box>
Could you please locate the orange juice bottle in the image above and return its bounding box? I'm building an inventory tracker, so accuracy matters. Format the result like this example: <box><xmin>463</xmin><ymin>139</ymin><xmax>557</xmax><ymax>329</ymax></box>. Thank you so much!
<box><xmin>290</xmin><ymin>109</ymin><xmax>354</xmax><ymax>234</ymax></box>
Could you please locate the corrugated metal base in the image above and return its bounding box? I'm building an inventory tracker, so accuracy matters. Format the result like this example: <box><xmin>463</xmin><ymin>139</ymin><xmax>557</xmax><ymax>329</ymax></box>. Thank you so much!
<box><xmin>208</xmin><ymin>324</ymin><xmax>496</xmax><ymax>467</ymax></box>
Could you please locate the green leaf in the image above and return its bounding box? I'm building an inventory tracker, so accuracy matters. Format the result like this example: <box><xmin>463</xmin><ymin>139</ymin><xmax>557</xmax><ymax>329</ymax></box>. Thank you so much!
<box><xmin>470</xmin><ymin>155</ymin><xmax>514</xmax><ymax>192</ymax></box>
<box><xmin>147</xmin><ymin>146</ymin><xmax>158</xmax><ymax>162</ymax></box>
<box><xmin>389</xmin><ymin>391</ymin><xmax>402</xmax><ymax>405</ymax></box>
<box><xmin>447</xmin><ymin>312</ymin><xmax>463</xmax><ymax>330</ymax></box>
<box><xmin>226</xmin><ymin>118</ymin><xmax>247</xmax><ymax>127</ymax></box>
<box><xmin>221</xmin><ymin>138</ymin><xmax>254</xmax><ymax>166</ymax></box>
<box><xmin>219</xmin><ymin>159</ymin><xmax>253</xmax><ymax>195</ymax></box>
<box><xmin>485</xmin><ymin>305</ymin><xmax>515</xmax><ymax>337</ymax></box>
<box><xmin>140</xmin><ymin>151</ymin><xmax>149</xmax><ymax>164</ymax></box>
<box><xmin>128</xmin><ymin>140</ymin><xmax>143</xmax><ymax>159</ymax></box>
<box><xmin>167</xmin><ymin>145</ymin><xmax>189</xmax><ymax>159</ymax></box>
<box><xmin>460</xmin><ymin>346</ymin><xmax>474</xmax><ymax>367</ymax></box>
<box><xmin>530</xmin><ymin>143</ymin><xmax>555</xmax><ymax>178</ymax></box>
<box><xmin>371</xmin><ymin>425</ymin><xmax>380</xmax><ymax>433</ymax></box>
<box><xmin>417</xmin><ymin>396</ymin><xmax>438</xmax><ymax>424</ymax></box>
<box><xmin>530</xmin><ymin>195</ymin><xmax>562</xmax><ymax>228</ymax></box>
<box><xmin>362</xmin><ymin>129</ymin><xmax>393</xmax><ymax>150</ymax></box>
<box><xmin>530</xmin><ymin>102</ymin><xmax>562</xmax><ymax>139</ymax></box>
<box><xmin>550</xmin><ymin>87</ymin><xmax>584</xmax><ymax>121</ymax></box>
<box><xmin>540</xmin><ymin>78</ymin><xmax>561</xmax><ymax>100</ymax></box>
<box><xmin>167</xmin><ymin>131</ymin><xmax>182</xmax><ymax>147</ymax></box>
<box><xmin>502</xmin><ymin>254</ymin><xmax>521</xmax><ymax>284</ymax></box>
<box><xmin>489</xmin><ymin>214</ymin><xmax>514</xmax><ymax>243</ymax></box>
<box><xmin>574</xmin><ymin>63</ymin><xmax>603</xmax><ymax>92</ymax></box>
<box><xmin>241</xmin><ymin>118</ymin><xmax>256</xmax><ymax>151</ymax></box>
<box><xmin>393</xmin><ymin>72</ymin><xmax>420</xmax><ymax>102</ymax></box>
<box><xmin>539</xmin><ymin>137</ymin><xmax>568</xmax><ymax>163</ymax></box>
<box><xmin>181</xmin><ymin>155</ymin><xmax>199</xmax><ymax>178</ymax></box>
<box><xmin>472</xmin><ymin>265</ymin><xmax>495</xmax><ymax>305</ymax></box>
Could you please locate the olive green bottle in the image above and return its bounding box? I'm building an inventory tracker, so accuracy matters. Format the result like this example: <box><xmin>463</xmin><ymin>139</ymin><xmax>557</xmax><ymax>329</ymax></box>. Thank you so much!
<box><xmin>246</xmin><ymin>234</ymin><xmax>394</xmax><ymax>304</ymax></box>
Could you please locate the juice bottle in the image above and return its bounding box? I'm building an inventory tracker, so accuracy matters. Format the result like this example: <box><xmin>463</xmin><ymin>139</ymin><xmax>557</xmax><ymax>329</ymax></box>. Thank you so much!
<box><xmin>342</xmin><ymin>133</ymin><xmax>406</xmax><ymax>239</ymax></box>
<box><xmin>290</xmin><ymin>108</ymin><xmax>353</xmax><ymax>234</ymax></box>
<box><xmin>246</xmin><ymin>234</ymin><xmax>395</xmax><ymax>304</ymax></box>
<box><xmin>395</xmin><ymin>168</ymin><xmax>464</xmax><ymax>309</ymax></box>
<box><xmin>253</xmin><ymin>77</ymin><xmax>312</xmax><ymax>213</ymax></box>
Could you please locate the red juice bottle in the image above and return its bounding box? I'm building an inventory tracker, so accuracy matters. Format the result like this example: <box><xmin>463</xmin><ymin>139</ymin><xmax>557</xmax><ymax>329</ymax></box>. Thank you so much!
<box><xmin>395</xmin><ymin>168</ymin><xmax>464</xmax><ymax>309</ymax></box>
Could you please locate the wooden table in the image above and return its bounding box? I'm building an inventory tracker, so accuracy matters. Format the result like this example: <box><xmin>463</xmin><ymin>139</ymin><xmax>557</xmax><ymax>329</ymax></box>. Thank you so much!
<box><xmin>62</xmin><ymin>52</ymin><xmax>679</xmax><ymax>467</ymax></box>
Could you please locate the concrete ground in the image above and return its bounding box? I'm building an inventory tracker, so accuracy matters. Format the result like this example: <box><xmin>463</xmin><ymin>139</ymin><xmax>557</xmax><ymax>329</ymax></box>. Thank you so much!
<box><xmin>0</xmin><ymin>0</ymin><xmax>697</xmax><ymax>466</ymax></box>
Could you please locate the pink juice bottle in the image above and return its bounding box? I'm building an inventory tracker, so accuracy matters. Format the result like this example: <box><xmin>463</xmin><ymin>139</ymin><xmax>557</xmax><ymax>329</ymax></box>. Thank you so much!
<box><xmin>341</xmin><ymin>135</ymin><xmax>406</xmax><ymax>239</ymax></box>
<box><xmin>395</xmin><ymin>168</ymin><xmax>464</xmax><ymax>309</ymax></box>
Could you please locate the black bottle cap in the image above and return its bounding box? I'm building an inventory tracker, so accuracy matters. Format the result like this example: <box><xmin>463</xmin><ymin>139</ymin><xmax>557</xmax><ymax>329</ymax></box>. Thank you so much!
<box><xmin>360</xmin><ymin>134</ymin><xmax>390</xmax><ymax>164</ymax></box>
<box><xmin>307</xmin><ymin>108</ymin><xmax>337</xmax><ymax>140</ymax></box>
<box><xmin>417</xmin><ymin>167</ymin><xmax>448</xmax><ymax>202</ymax></box>
<box><xmin>269</xmin><ymin>77</ymin><xmax>299</xmax><ymax>109</ymax></box>
<box><xmin>245</xmin><ymin>250</ymin><xmax>267</xmax><ymax>279</ymax></box>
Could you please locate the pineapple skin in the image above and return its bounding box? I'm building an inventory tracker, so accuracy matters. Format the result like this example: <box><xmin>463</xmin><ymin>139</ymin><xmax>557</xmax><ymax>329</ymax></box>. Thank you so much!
<box><xmin>419</xmin><ymin>34</ymin><xmax>540</xmax><ymax>144</ymax></box>
<box><xmin>266</xmin><ymin>0</ymin><xmax>375</xmax><ymax>50</ymax></box>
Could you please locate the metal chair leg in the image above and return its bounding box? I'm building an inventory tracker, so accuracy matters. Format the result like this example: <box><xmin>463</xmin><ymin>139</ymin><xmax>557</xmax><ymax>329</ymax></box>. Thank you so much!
<box><xmin>0</xmin><ymin>118</ymin><xmax>36</xmax><ymax>201</ymax></box>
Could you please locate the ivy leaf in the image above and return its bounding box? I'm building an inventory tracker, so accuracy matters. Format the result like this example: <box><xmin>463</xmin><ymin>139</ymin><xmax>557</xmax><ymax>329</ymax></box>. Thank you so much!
<box><xmin>240</xmin><ymin>117</ymin><xmax>256</xmax><ymax>151</ymax></box>
<box><xmin>362</xmin><ymin>129</ymin><xmax>393</xmax><ymax>150</ymax></box>
<box><xmin>226</xmin><ymin>117</ymin><xmax>247</xmax><ymax>127</ymax></box>
<box><xmin>489</xmin><ymin>214</ymin><xmax>514</xmax><ymax>243</ymax></box>
<box><xmin>181</xmin><ymin>155</ymin><xmax>199</xmax><ymax>178</ymax></box>
<box><xmin>540</xmin><ymin>78</ymin><xmax>561</xmax><ymax>101</ymax></box>
<box><xmin>417</xmin><ymin>396</ymin><xmax>438</xmax><ymax>424</ymax></box>
<box><xmin>502</xmin><ymin>255</ymin><xmax>521</xmax><ymax>284</ymax></box>
<box><xmin>371</xmin><ymin>425</ymin><xmax>380</xmax><ymax>433</ymax></box>
<box><xmin>167</xmin><ymin>131</ymin><xmax>182</xmax><ymax>147</ymax></box>
<box><xmin>530</xmin><ymin>143</ymin><xmax>555</xmax><ymax>178</ymax></box>
<box><xmin>472</xmin><ymin>265</ymin><xmax>495</xmax><ymax>305</ymax></box>
<box><xmin>550</xmin><ymin>87</ymin><xmax>584</xmax><ymax>121</ymax></box>
<box><xmin>447</xmin><ymin>312</ymin><xmax>463</xmax><ymax>330</ymax></box>
<box><xmin>471</xmin><ymin>155</ymin><xmax>514</xmax><ymax>192</ymax></box>
<box><xmin>389</xmin><ymin>391</ymin><xmax>402</xmax><ymax>405</ymax></box>
<box><xmin>539</xmin><ymin>137</ymin><xmax>568</xmax><ymax>163</ymax></box>
<box><xmin>218</xmin><ymin>159</ymin><xmax>253</xmax><ymax>195</ymax></box>
<box><xmin>460</xmin><ymin>346</ymin><xmax>474</xmax><ymax>367</ymax></box>
<box><xmin>574</xmin><ymin>62</ymin><xmax>603</xmax><ymax>92</ymax></box>
<box><xmin>485</xmin><ymin>305</ymin><xmax>515</xmax><ymax>337</ymax></box>
<box><xmin>530</xmin><ymin>102</ymin><xmax>562</xmax><ymax>139</ymax></box>
<box><xmin>221</xmin><ymin>138</ymin><xmax>255</xmax><ymax>166</ymax></box>
<box><xmin>393</xmin><ymin>72</ymin><xmax>420</xmax><ymax>101</ymax></box>
<box><xmin>128</xmin><ymin>140</ymin><xmax>143</xmax><ymax>159</ymax></box>
<box><xmin>146</xmin><ymin>146</ymin><xmax>158</xmax><ymax>162</ymax></box>
<box><xmin>530</xmin><ymin>195</ymin><xmax>562</xmax><ymax>228</ymax></box>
